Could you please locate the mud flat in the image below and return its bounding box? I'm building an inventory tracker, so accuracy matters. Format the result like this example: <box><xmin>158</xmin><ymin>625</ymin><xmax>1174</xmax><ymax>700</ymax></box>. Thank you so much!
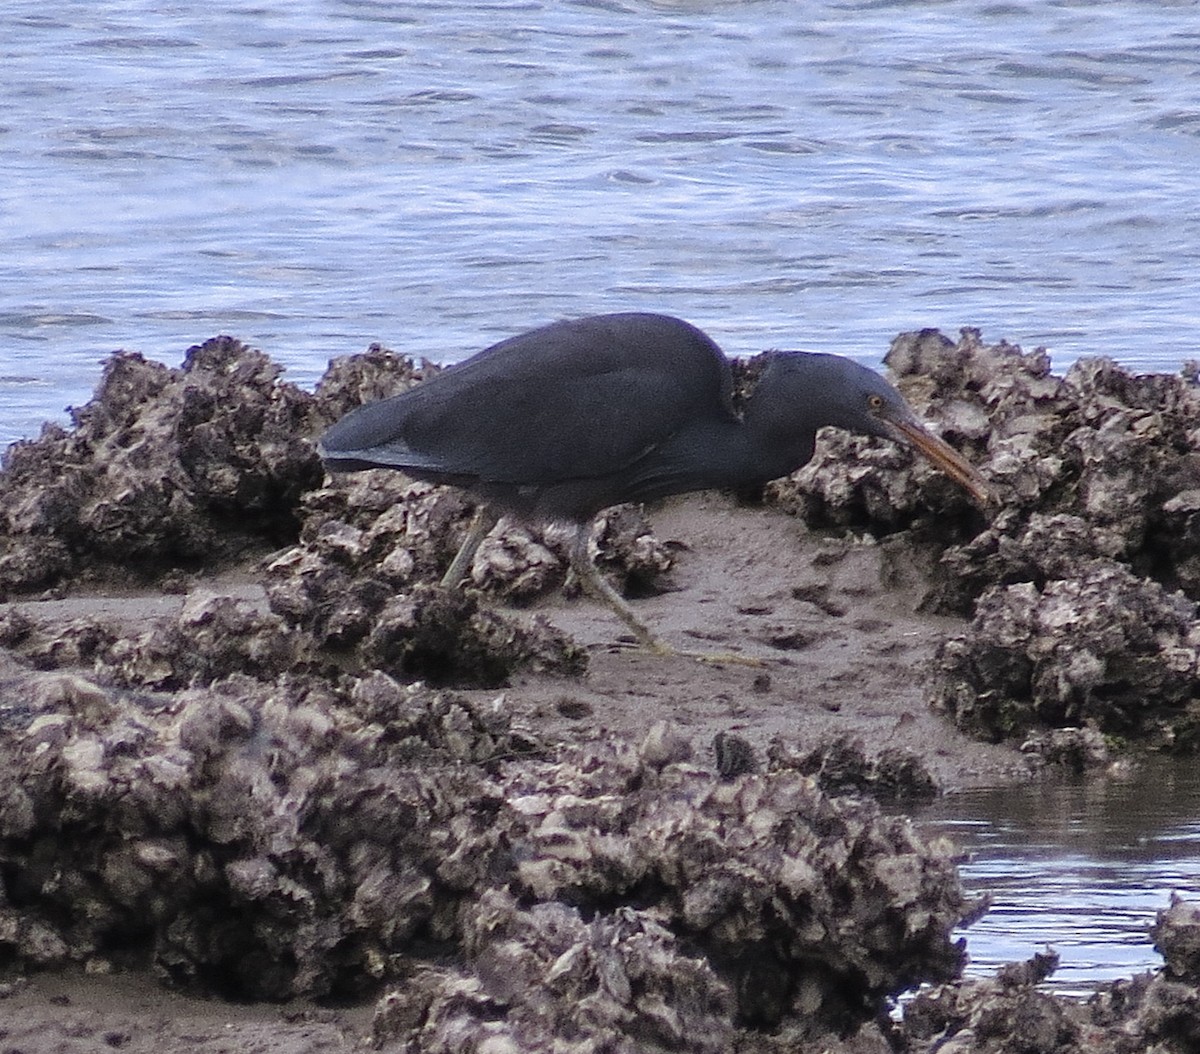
<box><xmin>1</xmin><ymin>330</ymin><xmax>1199</xmax><ymax>1052</ymax></box>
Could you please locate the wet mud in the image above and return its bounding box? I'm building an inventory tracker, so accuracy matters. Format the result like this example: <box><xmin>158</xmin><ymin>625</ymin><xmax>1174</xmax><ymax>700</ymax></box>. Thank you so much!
<box><xmin>1</xmin><ymin>329</ymin><xmax>1199</xmax><ymax>1052</ymax></box>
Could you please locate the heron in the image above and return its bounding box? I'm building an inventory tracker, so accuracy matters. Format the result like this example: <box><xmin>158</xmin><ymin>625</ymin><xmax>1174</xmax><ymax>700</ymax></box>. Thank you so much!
<box><xmin>319</xmin><ymin>312</ymin><xmax>989</xmax><ymax>658</ymax></box>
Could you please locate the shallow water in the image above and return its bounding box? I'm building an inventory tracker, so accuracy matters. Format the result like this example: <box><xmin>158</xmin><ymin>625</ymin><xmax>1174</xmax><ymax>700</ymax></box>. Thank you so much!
<box><xmin>914</xmin><ymin>759</ymin><xmax>1200</xmax><ymax>994</ymax></box>
<box><xmin>3</xmin><ymin>0</ymin><xmax>1200</xmax><ymax>445</ymax></box>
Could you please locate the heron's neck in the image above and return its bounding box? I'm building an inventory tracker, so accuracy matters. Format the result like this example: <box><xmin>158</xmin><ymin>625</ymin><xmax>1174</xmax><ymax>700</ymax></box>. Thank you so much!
<box><xmin>739</xmin><ymin>405</ymin><xmax>818</xmax><ymax>484</ymax></box>
<box><xmin>634</xmin><ymin>415</ymin><xmax>814</xmax><ymax>499</ymax></box>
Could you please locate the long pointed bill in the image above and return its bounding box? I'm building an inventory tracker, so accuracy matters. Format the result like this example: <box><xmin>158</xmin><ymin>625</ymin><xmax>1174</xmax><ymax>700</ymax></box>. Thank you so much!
<box><xmin>885</xmin><ymin>418</ymin><xmax>992</xmax><ymax>506</ymax></box>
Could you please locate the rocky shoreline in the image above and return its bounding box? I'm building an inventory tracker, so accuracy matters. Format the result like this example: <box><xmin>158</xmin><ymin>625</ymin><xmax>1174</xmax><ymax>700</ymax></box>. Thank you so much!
<box><xmin>1</xmin><ymin>328</ymin><xmax>1199</xmax><ymax>1052</ymax></box>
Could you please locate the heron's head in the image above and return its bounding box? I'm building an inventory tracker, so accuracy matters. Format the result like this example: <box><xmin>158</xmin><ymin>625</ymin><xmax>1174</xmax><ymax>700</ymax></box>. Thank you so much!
<box><xmin>763</xmin><ymin>352</ymin><xmax>991</xmax><ymax>505</ymax></box>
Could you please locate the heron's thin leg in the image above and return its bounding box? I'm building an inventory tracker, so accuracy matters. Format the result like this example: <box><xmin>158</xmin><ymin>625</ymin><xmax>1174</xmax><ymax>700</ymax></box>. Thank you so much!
<box><xmin>568</xmin><ymin>523</ymin><xmax>673</xmax><ymax>654</ymax></box>
<box><xmin>568</xmin><ymin>523</ymin><xmax>765</xmax><ymax>667</ymax></box>
<box><xmin>441</xmin><ymin>505</ymin><xmax>500</xmax><ymax>587</ymax></box>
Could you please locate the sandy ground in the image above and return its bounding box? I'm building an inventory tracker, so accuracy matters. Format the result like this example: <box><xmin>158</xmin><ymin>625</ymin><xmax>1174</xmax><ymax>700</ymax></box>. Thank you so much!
<box><xmin>0</xmin><ymin>493</ymin><xmax>1029</xmax><ymax>1051</ymax></box>
<box><xmin>0</xmin><ymin>972</ymin><xmax>373</xmax><ymax>1054</ymax></box>
<box><xmin>460</xmin><ymin>494</ymin><xmax>1024</xmax><ymax>791</ymax></box>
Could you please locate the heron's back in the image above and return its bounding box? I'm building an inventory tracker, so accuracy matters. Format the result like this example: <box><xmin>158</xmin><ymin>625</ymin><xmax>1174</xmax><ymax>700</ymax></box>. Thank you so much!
<box><xmin>319</xmin><ymin>313</ymin><xmax>738</xmax><ymax>520</ymax></box>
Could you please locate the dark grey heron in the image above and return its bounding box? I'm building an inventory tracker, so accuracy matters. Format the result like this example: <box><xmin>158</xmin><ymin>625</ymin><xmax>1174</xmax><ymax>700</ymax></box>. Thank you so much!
<box><xmin>320</xmin><ymin>312</ymin><xmax>989</xmax><ymax>656</ymax></box>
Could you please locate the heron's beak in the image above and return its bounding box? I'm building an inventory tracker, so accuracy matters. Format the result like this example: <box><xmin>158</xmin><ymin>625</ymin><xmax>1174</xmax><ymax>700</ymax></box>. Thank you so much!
<box><xmin>883</xmin><ymin>416</ymin><xmax>992</xmax><ymax>507</ymax></box>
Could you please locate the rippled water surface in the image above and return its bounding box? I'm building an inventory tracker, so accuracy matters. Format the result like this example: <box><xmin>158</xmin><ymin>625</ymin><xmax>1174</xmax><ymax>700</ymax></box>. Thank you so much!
<box><xmin>915</xmin><ymin>761</ymin><xmax>1200</xmax><ymax>994</ymax></box>
<box><xmin>2</xmin><ymin>0</ymin><xmax>1200</xmax><ymax>444</ymax></box>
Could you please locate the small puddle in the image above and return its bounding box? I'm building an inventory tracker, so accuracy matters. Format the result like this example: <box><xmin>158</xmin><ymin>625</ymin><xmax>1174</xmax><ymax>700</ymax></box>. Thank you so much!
<box><xmin>911</xmin><ymin>759</ymin><xmax>1200</xmax><ymax>995</ymax></box>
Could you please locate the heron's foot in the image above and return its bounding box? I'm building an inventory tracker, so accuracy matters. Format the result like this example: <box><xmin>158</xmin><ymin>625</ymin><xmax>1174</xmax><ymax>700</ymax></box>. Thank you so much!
<box><xmin>620</xmin><ymin>634</ymin><xmax>767</xmax><ymax>668</ymax></box>
<box><xmin>570</xmin><ymin>542</ymin><xmax>767</xmax><ymax>667</ymax></box>
<box><xmin>679</xmin><ymin>647</ymin><xmax>768</xmax><ymax>668</ymax></box>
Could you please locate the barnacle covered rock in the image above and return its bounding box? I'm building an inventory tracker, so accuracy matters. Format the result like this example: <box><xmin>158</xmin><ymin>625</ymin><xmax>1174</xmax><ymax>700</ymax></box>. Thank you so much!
<box><xmin>932</xmin><ymin>559</ymin><xmax>1200</xmax><ymax>746</ymax></box>
<box><xmin>1089</xmin><ymin>971</ymin><xmax>1200</xmax><ymax>1054</ymax></box>
<box><xmin>487</xmin><ymin>739</ymin><xmax>977</xmax><ymax>1034</ymax></box>
<box><xmin>373</xmin><ymin>890</ymin><xmax>737</xmax><ymax>1053</ymax></box>
<box><xmin>272</xmin><ymin>473</ymin><xmax>478</xmax><ymax>610</ymax></box>
<box><xmin>831</xmin><ymin>329</ymin><xmax>1200</xmax><ymax>753</ymax></box>
<box><xmin>900</xmin><ymin>951</ymin><xmax>1082</xmax><ymax>1054</ymax></box>
<box><xmin>310</xmin><ymin>342</ymin><xmax>434</xmax><ymax>423</ymax></box>
<box><xmin>768</xmin><ymin>429</ymin><xmax>981</xmax><ymax>539</ymax></box>
<box><xmin>590</xmin><ymin>504</ymin><xmax>677</xmax><ymax>594</ymax></box>
<box><xmin>900</xmin><ymin>330</ymin><xmax>1200</xmax><ymax>611</ymax></box>
<box><xmin>0</xmin><ymin>659</ymin><xmax>977</xmax><ymax>1043</ymax></box>
<box><xmin>1020</xmin><ymin>726</ymin><xmax>1111</xmax><ymax>772</ymax></box>
<box><xmin>767</xmin><ymin>734</ymin><xmax>940</xmax><ymax>802</ymax></box>
<box><xmin>0</xmin><ymin>595</ymin><xmax>307</xmax><ymax>691</ymax></box>
<box><xmin>5</xmin><ymin>576</ymin><xmax>583</xmax><ymax>695</ymax></box>
<box><xmin>1152</xmin><ymin>896</ymin><xmax>1200</xmax><ymax>985</ymax></box>
<box><xmin>345</xmin><ymin>672</ymin><xmax>543</xmax><ymax>765</ymax></box>
<box><xmin>99</xmin><ymin>594</ymin><xmax>307</xmax><ymax>690</ymax></box>
<box><xmin>0</xmin><ymin>338</ymin><xmax>323</xmax><ymax>594</ymax></box>
<box><xmin>0</xmin><ymin>665</ymin><xmax>532</xmax><ymax>997</ymax></box>
<box><xmin>466</xmin><ymin>505</ymin><xmax>675</xmax><ymax>602</ymax></box>
<box><xmin>359</xmin><ymin>583</ymin><xmax>587</xmax><ymax>686</ymax></box>
<box><xmin>470</xmin><ymin>521</ymin><xmax>567</xmax><ymax>600</ymax></box>
<box><xmin>262</xmin><ymin>483</ymin><xmax>588</xmax><ymax>687</ymax></box>
<box><xmin>0</xmin><ymin>607</ymin><xmax>121</xmax><ymax>671</ymax></box>
<box><xmin>932</xmin><ymin>511</ymin><xmax>1128</xmax><ymax>618</ymax></box>
<box><xmin>256</xmin><ymin>476</ymin><xmax>587</xmax><ymax>687</ymax></box>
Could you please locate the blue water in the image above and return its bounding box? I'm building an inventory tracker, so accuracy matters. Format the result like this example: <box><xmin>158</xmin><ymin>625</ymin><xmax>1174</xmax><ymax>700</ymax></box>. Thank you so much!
<box><xmin>914</xmin><ymin>761</ymin><xmax>1200</xmax><ymax>994</ymax></box>
<box><xmin>2</xmin><ymin>0</ymin><xmax>1200</xmax><ymax>446</ymax></box>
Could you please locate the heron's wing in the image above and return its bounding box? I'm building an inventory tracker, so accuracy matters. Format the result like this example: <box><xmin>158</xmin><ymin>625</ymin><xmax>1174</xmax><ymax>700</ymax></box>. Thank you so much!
<box><xmin>320</xmin><ymin>314</ymin><xmax>735</xmax><ymax>485</ymax></box>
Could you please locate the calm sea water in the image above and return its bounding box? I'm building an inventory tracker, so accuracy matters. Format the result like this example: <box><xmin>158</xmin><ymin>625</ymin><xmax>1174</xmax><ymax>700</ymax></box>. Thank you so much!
<box><xmin>2</xmin><ymin>0</ymin><xmax>1200</xmax><ymax>989</ymax></box>
<box><xmin>2</xmin><ymin>0</ymin><xmax>1199</xmax><ymax>446</ymax></box>
<box><xmin>914</xmin><ymin>760</ymin><xmax>1200</xmax><ymax>994</ymax></box>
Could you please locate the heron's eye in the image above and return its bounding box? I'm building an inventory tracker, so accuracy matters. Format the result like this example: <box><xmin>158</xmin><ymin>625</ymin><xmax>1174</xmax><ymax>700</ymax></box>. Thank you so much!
<box><xmin>867</xmin><ymin>394</ymin><xmax>885</xmax><ymax>412</ymax></box>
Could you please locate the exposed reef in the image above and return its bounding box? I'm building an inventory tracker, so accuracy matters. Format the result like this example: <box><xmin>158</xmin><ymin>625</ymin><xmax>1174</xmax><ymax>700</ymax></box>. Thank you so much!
<box><xmin>0</xmin><ymin>658</ymin><xmax>976</xmax><ymax>1046</ymax></box>
<box><xmin>0</xmin><ymin>338</ymin><xmax>324</xmax><ymax>596</ymax></box>
<box><xmin>872</xmin><ymin>329</ymin><xmax>1200</xmax><ymax>751</ymax></box>
<box><xmin>747</xmin><ymin>327</ymin><xmax>1200</xmax><ymax>755</ymax></box>
<box><xmin>3</xmin><ymin>329</ymin><xmax>1200</xmax><ymax>1052</ymax></box>
<box><xmin>932</xmin><ymin>557</ymin><xmax>1200</xmax><ymax>748</ymax></box>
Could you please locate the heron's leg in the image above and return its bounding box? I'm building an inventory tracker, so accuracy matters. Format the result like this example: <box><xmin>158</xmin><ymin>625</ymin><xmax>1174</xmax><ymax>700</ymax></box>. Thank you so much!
<box><xmin>568</xmin><ymin>522</ymin><xmax>766</xmax><ymax>667</ymax></box>
<box><xmin>441</xmin><ymin>505</ymin><xmax>500</xmax><ymax>587</ymax></box>
<box><xmin>568</xmin><ymin>522</ymin><xmax>673</xmax><ymax>654</ymax></box>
